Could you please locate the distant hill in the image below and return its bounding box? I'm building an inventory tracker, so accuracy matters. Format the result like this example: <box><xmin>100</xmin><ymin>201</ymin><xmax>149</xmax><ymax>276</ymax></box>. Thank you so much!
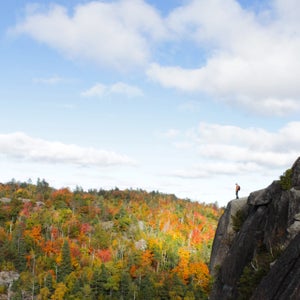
<box><xmin>0</xmin><ymin>180</ymin><xmax>222</xmax><ymax>299</ymax></box>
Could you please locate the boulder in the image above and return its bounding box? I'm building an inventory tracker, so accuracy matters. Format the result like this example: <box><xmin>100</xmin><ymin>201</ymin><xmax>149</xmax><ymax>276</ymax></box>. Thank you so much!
<box><xmin>0</xmin><ymin>271</ymin><xmax>19</xmax><ymax>285</ymax></box>
<box><xmin>247</xmin><ymin>181</ymin><xmax>281</xmax><ymax>206</ymax></box>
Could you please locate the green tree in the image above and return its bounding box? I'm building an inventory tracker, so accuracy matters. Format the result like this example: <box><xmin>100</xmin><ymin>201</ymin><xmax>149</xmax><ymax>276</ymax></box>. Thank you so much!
<box><xmin>279</xmin><ymin>168</ymin><xmax>292</xmax><ymax>190</ymax></box>
<box><xmin>119</xmin><ymin>271</ymin><xmax>132</xmax><ymax>300</ymax></box>
<box><xmin>58</xmin><ymin>240</ymin><xmax>72</xmax><ymax>282</ymax></box>
<box><xmin>169</xmin><ymin>274</ymin><xmax>186</xmax><ymax>299</ymax></box>
<box><xmin>138</xmin><ymin>274</ymin><xmax>155</xmax><ymax>300</ymax></box>
<box><xmin>44</xmin><ymin>273</ymin><xmax>54</xmax><ymax>293</ymax></box>
<box><xmin>12</xmin><ymin>225</ymin><xmax>27</xmax><ymax>272</ymax></box>
<box><xmin>91</xmin><ymin>267</ymin><xmax>103</xmax><ymax>299</ymax></box>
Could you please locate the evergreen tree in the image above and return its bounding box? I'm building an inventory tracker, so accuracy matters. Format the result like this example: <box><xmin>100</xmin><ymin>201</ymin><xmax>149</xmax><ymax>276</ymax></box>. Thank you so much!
<box><xmin>44</xmin><ymin>273</ymin><xmax>54</xmax><ymax>293</ymax></box>
<box><xmin>13</xmin><ymin>229</ymin><xmax>27</xmax><ymax>272</ymax></box>
<box><xmin>119</xmin><ymin>271</ymin><xmax>132</xmax><ymax>300</ymax></box>
<box><xmin>58</xmin><ymin>240</ymin><xmax>72</xmax><ymax>282</ymax></box>
<box><xmin>91</xmin><ymin>264</ymin><xmax>110</xmax><ymax>298</ymax></box>
<box><xmin>169</xmin><ymin>274</ymin><xmax>186</xmax><ymax>299</ymax></box>
<box><xmin>137</xmin><ymin>274</ymin><xmax>155</xmax><ymax>300</ymax></box>
<box><xmin>91</xmin><ymin>267</ymin><xmax>102</xmax><ymax>299</ymax></box>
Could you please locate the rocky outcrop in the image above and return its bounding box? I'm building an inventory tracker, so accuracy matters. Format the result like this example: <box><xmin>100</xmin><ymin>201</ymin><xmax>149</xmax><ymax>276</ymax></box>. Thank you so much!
<box><xmin>0</xmin><ymin>271</ymin><xmax>19</xmax><ymax>286</ymax></box>
<box><xmin>209</xmin><ymin>157</ymin><xmax>300</xmax><ymax>300</ymax></box>
<box><xmin>0</xmin><ymin>271</ymin><xmax>20</xmax><ymax>300</ymax></box>
<box><xmin>209</xmin><ymin>197</ymin><xmax>249</xmax><ymax>277</ymax></box>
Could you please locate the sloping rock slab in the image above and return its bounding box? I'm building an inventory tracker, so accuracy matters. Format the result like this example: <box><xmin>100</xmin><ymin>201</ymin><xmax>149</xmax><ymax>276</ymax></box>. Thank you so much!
<box><xmin>209</xmin><ymin>198</ymin><xmax>249</xmax><ymax>276</ymax></box>
<box><xmin>251</xmin><ymin>232</ymin><xmax>300</xmax><ymax>300</ymax></box>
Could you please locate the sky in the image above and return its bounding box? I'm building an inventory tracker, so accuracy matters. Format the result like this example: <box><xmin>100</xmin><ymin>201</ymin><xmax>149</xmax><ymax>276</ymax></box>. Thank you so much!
<box><xmin>1</xmin><ymin>0</ymin><xmax>300</xmax><ymax>207</ymax></box>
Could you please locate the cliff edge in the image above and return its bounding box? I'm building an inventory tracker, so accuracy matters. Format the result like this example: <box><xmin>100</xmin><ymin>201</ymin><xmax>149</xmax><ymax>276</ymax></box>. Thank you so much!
<box><xmin>209</xmin><ymin>157</ymin><xmax>300</xmax><ymax>300</ymax></box>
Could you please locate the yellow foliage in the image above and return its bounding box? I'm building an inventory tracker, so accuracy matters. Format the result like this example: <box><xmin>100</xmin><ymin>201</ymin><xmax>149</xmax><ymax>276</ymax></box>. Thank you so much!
<box><xmin>56</xmin><ymin>253</ymin><xmax>62</xmax><ymax>265</ymax></box>
<box><xmin>38</xmin><ymin>287</ymin><xmax>50</xmax><ymax>300</ymax></box>
<box><xmin>51</xmin><ymin>282</ymin><xmax>68</xmax><ymax>300</ymax></box>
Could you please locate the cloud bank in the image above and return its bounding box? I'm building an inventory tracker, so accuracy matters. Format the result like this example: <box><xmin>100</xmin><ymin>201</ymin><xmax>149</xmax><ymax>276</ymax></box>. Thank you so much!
<box><xmin>169</xmin><ymin>121</ymin><xmax>300</xmax><ymax>178</ymax></box>
<box><xmin>0</xmin><ymin>132</ymin><xmax>135</xmax><ymax>167</ymax></box>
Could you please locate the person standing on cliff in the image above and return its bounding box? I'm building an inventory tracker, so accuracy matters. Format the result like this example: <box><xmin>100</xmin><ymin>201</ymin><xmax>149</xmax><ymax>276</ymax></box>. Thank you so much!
<box><xmin>235</xmin><ymin>183</ymin><xmax>240</xmax><ymax>199</ymax></box>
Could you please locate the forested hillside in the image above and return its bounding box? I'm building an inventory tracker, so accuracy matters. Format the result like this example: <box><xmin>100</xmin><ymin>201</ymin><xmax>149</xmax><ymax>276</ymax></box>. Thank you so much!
<box><xmin>0</xmin><ymin>179</ymin><xmax>222</xmax><ymax>300</ymax></box>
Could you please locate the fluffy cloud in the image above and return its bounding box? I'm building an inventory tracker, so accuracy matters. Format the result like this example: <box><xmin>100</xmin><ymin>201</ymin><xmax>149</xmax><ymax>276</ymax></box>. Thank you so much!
<box><xmin>169</xmin><ymin>121</ymin><xmax>300</xmax><ymax>178</ymax></box>
<box><xmin>12</xmin><ymin>0</ymin><xmax>166</xmax><ymax>70</ymax></box>
<box><xmin>147</xmin><ymin>0</ymin><xmax>300</xmax><ymax>114</ymax></box>
<box><xmin>81</xmin><ymin>82</ymin><xmax>143</xmax><ymax>98</ymax></box>
<box><xmin>0</xmin><ymin>132</ymin><xmax>135</xmax><ymax>167</ymax></box>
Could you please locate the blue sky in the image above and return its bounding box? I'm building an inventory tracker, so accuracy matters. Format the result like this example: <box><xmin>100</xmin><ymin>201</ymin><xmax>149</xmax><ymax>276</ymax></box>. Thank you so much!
<box><xmin>1</xmin><ymin>0</ymin><xmax>300</xmax><ymax>206</ymax></box>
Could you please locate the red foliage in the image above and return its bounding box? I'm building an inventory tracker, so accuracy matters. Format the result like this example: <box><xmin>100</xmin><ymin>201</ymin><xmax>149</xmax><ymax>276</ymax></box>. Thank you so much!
<box><xmin>191</xmin><ymin>228</ymin><xmax>203</xmax><ymax>245</ymax></box>
<box><xmin>95</xmin><ymin>249</ymin><xmax>112</xmax><ymax>263</ymax></box>
<box><xmin>70</xmin><ymin>243</ymin><xmax>81</xmax><ymax>259</ymax></box>
<box><xmin>80</xmin><ymin>223</ymin><xmax>93</xmax><ymax>235</ymax></box>
<box><xmin>20</xmin><ymin>202</ymin><xmax>33</xmax><ymax>217</ymax></box>
<box><xmin>50</xmin><ymin>226</ymin><xmax>59</xmax><ymax>240</ymax></box>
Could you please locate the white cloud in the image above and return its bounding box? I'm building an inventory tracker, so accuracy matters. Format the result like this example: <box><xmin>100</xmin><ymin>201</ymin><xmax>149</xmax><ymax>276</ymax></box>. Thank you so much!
<box><xmin>147</xmin><ymin>64</ymin><xmax>204</xmax><ymax>91</ymax></box>
<box><xmin>169</xmin><ymin>121</ymin><xmax>300</xmax><ymax>178</ymax></box>
<box><xmin>81</xmin><ymin>82</ymin><xmax>143</xmax><ymax>98</ymax></box>
<box><xmin>147</xmin><ymin>0</ymin><xmax>300</xmax><ymax>115</ymax></box>
<box><xmin>109</xmin><ymin>82</ymin><xmax>144</xmax><ymax>97</ymax></box>
<box><xmin>81</xmin><ymin>83</ymin><xmax>106</xmax><ymax>97</ymax></box>
<box><xmin>11</xmin><ymin>0</ymin><xmax>166</xmax><ymax>70</ymax></box>
<box><xmin>0</xmin><ymin>132</ymin><xmax>135</xmax><ymax>167</ymax></box>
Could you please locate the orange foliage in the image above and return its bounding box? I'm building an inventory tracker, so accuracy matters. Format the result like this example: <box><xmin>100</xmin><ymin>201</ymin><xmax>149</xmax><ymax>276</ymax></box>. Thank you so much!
<box><xmin>189</xmin><ymin>261</ymin><xmax>210</xmax><ymax>292</ymax></box>
<box><xmin>191</xmin><ymin>228</ymin><xmax>204</xmax><ymax>245</ymax></box>
<box><xmin>24</xmin><ymin>224</ymin><xmax>43</xmax><ymax>246</ymax></box>
<box><xmin>51</xmin><ymin>188</ymin><xmax>72</xmax><ymax>205</ymax></box>
<box><xmin>130</xmin><ymin>265</ymin><xmax>138</xmax><ymax>278</ymax></box>
<box><xmin>141</xmin><ymin>250</ymin><xmax>154</xmax><ymax>268</ymax></box>
<box><xmin>0</xmin><ymin>227</ymin><xmax>8</xmax><ymax>241</ymax></box>
<box><xmin>42</xmin><ymin>240</ymin><xmax>55</xmax><ymax>255</ymax></box>
<box><xmin>172</xmin><ymin>248</ymin><xmax>190</xmax><ymax>282</ymax></box>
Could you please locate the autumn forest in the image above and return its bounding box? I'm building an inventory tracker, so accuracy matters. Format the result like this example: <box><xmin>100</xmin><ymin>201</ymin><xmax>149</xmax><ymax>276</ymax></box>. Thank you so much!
<box><xmin>0</xmin><ymin>179</ymin><xmax>222</xmax><ymax>299</ymax></box>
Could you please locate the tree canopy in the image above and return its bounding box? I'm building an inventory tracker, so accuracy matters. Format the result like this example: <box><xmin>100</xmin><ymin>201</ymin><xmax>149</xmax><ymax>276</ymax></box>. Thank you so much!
<box><xmin>0</xmin><ymin>180</ymin><xmax>222</xmax><ymax>299</ymax></box>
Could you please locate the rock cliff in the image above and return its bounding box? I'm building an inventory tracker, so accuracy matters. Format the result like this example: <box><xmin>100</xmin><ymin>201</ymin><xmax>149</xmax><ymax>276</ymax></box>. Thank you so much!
<box><xmin>209</xmin><ymin>157</ymin><xmax>300</xmax><ymax>300</ymax></box>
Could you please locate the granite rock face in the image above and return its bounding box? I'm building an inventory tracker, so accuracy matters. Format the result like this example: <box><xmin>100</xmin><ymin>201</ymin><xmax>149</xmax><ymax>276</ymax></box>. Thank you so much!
<box><xmin>251</xmin><ymin>232</ymin><xmax>300</xmax><ymax>300</ymax></box>
<box><xmin>209</xmin><ymin>157</ymin><xmax>300</xmax><ymax>300</ymax></box>
<box><xmin>209</xmin><ymin>197</ymin><xmax>249</xmax><ymax>277</ymax></box>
